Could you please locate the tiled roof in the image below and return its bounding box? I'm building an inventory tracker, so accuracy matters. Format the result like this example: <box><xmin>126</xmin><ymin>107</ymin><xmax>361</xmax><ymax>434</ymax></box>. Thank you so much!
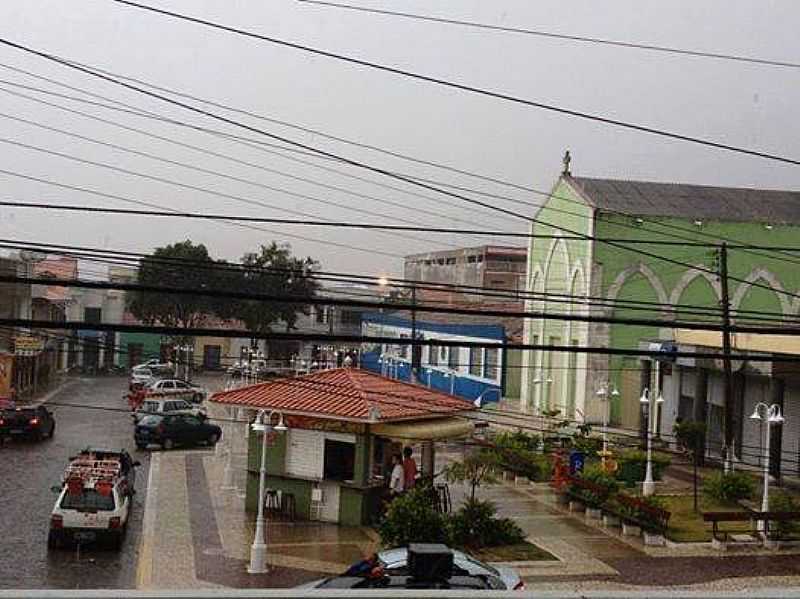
<box><xmin>569</xmin><ymin>176</ymin><xmax>800</xmax><ymax>224</ymax></box>
<box><xmin>33</xmin><ymin>256</ymin><xmax>78</xmax><ymax>302</ymax></box>
<box><xmin>210</xmin><ymin>367</ymin><xmax>475</xmax><ymax>422</ymax></box>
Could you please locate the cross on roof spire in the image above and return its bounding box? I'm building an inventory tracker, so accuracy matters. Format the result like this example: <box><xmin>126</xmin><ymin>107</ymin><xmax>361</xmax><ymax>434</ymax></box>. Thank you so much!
<box><xmin>562</xmin><ymin>150</ymin><xmax>572</xmax><ymax>176</ymax></box>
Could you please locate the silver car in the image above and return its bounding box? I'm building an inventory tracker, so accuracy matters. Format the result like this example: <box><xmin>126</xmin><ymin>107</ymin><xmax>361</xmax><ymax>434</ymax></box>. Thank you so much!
<box><xmin>297</xmin><ymin>547</ymin><xmax>523</xmax><ymax>590</ymax></box>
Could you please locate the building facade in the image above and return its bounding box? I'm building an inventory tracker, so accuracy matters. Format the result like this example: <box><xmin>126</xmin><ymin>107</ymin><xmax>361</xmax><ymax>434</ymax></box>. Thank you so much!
<box><xmin>404</xmin><ymin>246</ymin><xmax>527</xmax><ymax>301</ymax></box>
<box><xmin>521</xmin><ymin>173</ymin><xmax>800</xmax><ymax>473</ymax></box>
<box><xmin>361</xmin><ymin>308</ymin><xmax>522</xmax><ymax>405</ymax></box>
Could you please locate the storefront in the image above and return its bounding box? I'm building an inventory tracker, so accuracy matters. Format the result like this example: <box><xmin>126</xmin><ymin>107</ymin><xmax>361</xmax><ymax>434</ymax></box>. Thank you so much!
<box><xmin>212</xmin><ymin>366</ymin><xmax>476</xmax><ymax>526</ymax></box>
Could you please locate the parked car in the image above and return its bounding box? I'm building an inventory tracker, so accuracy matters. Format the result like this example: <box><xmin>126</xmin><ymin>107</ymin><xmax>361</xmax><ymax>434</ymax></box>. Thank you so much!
<box><xmin>298</xmin><ymin>545</ymin><xmax>521</xmax><ymax>590</ymax></box>
<box><xmin>134</xmin><ymin>413</ymin><xmax>221</xmax><ymax>450</ymax></box>
<box><xmin>147</xmin><ymin>379</ymin><xmax>207</xmax><ymax>403</ymax></box>
<box><xmin>0</xmin><ymin>405</ymin><xmax>56</xmax><ymax>441</ymax></box>
<box><xmin>132</xmin><ymin>397</ymin><xmax>204</xmax><ymax>424</ymax></box>
<box><xmin>134</xmin><ymin>359</ymin><xmax>173</xmax><ymax>375</ymax></box>
<box><xmin>48</xmin><ymin>448</ymin><xmax>140</xmax><ymax>550</ymax></box>
<box><xmin>129</xmin><ymin>366</ymin><xmax>156</xmax><ymax>389</ymax></box>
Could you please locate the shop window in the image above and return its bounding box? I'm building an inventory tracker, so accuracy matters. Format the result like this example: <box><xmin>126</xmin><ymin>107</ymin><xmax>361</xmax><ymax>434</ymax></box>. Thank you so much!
<box><xmin>324</xmin><ymin>439</ymin><xmax>355</xmax><ymax>481</ymax></box>
<box><xmin>448</xmin><ymin>347</ymin><xmax>460</xmax><ymax>370</ymax></box>
<box><xmin>398</xmin><ymin>334</ymin><xmax>409</xmax><ymax>359</ymax></box>
<box><xmin>446</xmin><ymin>257</ymin><xmax>456</xmax><ymax>265</ymax></box>
<box><xmin>484</xmin><ymin>347</ymin><xmax>498</xmax><ymax>380</ymax></box>
<box><xmin>469</xmin><ymin>347</ymin><xmax>483</xmax><ymax>377</ymax></box>
<box><xmin>428</xmin><ymin>344</ymin><xmax>438</xmax><ymax>366</ymax></box>
<box><xmin>84</xmin><ymin>307</ymin><xmax>102</xmax><ymax>324</ymax></box>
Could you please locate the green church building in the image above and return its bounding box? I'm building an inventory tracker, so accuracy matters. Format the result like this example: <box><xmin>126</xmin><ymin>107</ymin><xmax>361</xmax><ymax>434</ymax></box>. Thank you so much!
<box><xmin>522</xmin><ymin>167</ymin><xmax>800</xmax><ymax>475</ymax></box>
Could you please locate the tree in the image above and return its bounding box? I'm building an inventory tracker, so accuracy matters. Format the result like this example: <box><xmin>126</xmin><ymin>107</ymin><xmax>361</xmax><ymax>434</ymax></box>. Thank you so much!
<box><xmin>443</xmin><ymin>449</ymin><xmax>501</xmax><ymax>502</ymax></box>
<box><xmin>127</xmin><ymin>240</ymin><xmax>222</xmax><ymax>340</ymax></box>
<box><xmin>226</xmin><ymin>243</ymin><xmax>319</xmax><ymax>337</ymax></box>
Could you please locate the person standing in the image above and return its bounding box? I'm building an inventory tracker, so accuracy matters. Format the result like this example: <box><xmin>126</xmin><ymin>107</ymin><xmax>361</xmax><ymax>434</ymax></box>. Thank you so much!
<box><xmin>389</xmin><ymin>454</ymin><xmax>404</xmax><ymax>496</ymax></box>
<box><xmin>402</xmin><ymin>446</ymin><xmax>418</xmax><ymax>490</ymax></box>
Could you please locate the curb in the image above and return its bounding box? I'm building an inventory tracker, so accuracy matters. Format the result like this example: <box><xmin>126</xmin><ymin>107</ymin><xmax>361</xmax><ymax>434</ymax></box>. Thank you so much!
<box><xmin>25</xmin><ymin>378</ymin><xmax>76</xmax><ymax>408</ymax></box>
<box><xmin>137</xmin><ymin>452</ymin><xmax>160</xmax><ymax>589</ymax></box>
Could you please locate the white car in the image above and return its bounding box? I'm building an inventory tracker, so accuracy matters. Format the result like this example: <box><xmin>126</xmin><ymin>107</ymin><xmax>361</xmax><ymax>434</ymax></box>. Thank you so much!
<box><xmin>135</xmin><ymin>359</ymin><xmax>173</xmax><ymax>374</ymax></box>
<box><xmin>130</xmin><ymin>366</ymin><xmax>156</xmax><ymax>387</ymax></box>
<box><xmin>48</xmin><ymin>451</ymin><xmax>139</xmax><ymax>550</ymax></box>
<box><xmin>133</xmin><ymin>397</ymin><xmax>205</xmax><ymax>423</ymax></box>
<box><xmin>147</xmin><ymin>379</ymin><xmax>207</xmax><ymax>403</ymax></box>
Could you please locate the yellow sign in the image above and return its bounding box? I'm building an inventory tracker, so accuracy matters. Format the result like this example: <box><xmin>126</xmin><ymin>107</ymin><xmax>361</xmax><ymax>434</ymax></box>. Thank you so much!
<box><xmin>14</xmin><ymin>336</ymin><xmax>44</xmax><ymax>354</ymax></box>
<box><xmin>0</xmin><ymin>353</ymin><xmax>12</xmax><ymax>397</ymax></box>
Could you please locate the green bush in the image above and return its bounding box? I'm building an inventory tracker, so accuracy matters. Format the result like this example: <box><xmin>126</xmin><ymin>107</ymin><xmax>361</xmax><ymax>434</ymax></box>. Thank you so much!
<box><xmin>769</xmin><ymin>491</ymin><xmax>800</xmax><ymax>538</ymax></box>
<box><xmin>616</xmin><ymin>449</ymin><xmax>671</xmax><ymax>486</ymax></box>
<box><xmin>494</xmin><ymin>430</ymin><xmax>540</xmax><ymax>452</ymax></box>
<box><xmin>447</xmin><ymin>498</ymin><xmax>525</xmax><ymax>549</ymax></box>
<box><xmin>378</xmin><ymin>487</ymin><xmax>448</xmax><ymax>547</ymax></box>
<box><xmin>609</xmin><ymin>494</ymin><xmax>668</xmax><ymax>532</ymax></box>
<box><xmin>569</xmin><ymin>464</ymin><xmax>618</xmax><ymax>508</ymax></box>
<box><xmin>702</xmin><ymin>471</ymin><xmax>755</xmax><ymax>504</ymax></box>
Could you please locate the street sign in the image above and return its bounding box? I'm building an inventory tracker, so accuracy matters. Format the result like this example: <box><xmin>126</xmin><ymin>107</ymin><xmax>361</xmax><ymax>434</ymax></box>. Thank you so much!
<box><xmin>14</xmin><ymin>336</ymin><xmax>44</xmax><ymax>355</ymax></box>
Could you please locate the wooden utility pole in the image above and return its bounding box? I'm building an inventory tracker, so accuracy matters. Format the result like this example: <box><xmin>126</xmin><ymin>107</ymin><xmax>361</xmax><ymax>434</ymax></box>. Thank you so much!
<box><xmin>718</xmin><ymin>243</ymin><xmax>735</xmax><ymax>472</ymax></box>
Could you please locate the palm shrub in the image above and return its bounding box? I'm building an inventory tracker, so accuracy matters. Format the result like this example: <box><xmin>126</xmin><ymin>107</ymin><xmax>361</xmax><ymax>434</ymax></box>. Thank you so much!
<box><xmin>702</xmin><ymin>471</ymin><xmax>755</xmax><ymax>504</ymax></box>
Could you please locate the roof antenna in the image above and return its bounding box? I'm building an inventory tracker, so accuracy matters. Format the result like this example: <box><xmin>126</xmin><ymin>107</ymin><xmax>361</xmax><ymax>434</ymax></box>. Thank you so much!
<box><xmin>562</xmin><ymin>150</ymin><xmax>572</xmax><ymax>176</ymax></box>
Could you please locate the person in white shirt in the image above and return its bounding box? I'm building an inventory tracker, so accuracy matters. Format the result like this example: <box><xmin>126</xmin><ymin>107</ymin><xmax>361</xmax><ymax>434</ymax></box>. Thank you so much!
<box><xmin>389</xmin><ymin>454</ymin><xmax>405</xmax><ymax>496</ymax></box>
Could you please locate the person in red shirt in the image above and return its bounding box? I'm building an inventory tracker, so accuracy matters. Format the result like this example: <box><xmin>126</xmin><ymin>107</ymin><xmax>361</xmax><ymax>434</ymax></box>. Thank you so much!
<box><xmin>402</xmin><ymin>446</ymin><xmax>418</xmax><ymax>490</ymax></box>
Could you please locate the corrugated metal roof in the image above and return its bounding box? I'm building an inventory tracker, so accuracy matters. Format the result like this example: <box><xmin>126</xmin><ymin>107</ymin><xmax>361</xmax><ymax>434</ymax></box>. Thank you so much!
<box><xmin>210</xmin><ymin>367</ymin><xmax>475</xmax><ymax>422</ymax></box>
<box><xmin>570</xmin><ymin>176</ymin><xmax>800</xmax><ymax>224</ymax></box>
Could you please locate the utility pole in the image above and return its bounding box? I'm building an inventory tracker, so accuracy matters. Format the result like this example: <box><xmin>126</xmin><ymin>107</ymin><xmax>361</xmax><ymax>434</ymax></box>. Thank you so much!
<box><xmin>718</xmin><ymin>243</ymin><xmax>735</xmax><ymax>472</ymax></box>
<box><xmin>410</xmin><ymin>283</ymin><xmax>419</xmax><ymax>383</ymax></box>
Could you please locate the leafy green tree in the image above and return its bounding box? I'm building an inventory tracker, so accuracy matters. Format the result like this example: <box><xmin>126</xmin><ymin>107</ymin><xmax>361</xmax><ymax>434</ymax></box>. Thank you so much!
<box><xmin>127</xmin><ymin>240</ymin><xmax>222</xmax><ymax>339</ymax></box>
<box><xmin>224</xmin><ymin>243</ymin><xmax>319</xmax><ymax>336</ymax></box>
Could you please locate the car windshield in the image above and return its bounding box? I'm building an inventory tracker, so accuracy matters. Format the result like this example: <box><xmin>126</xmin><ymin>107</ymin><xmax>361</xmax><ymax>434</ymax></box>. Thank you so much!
<box><xmin>139</xmin><ymin>415</ymin><xmax>162</xmax><ymax>427</ymax></box>
<box><xmin>60</xmin><ymin>489</ymin><xmax>115</xmax><ymax>512</ymax></box>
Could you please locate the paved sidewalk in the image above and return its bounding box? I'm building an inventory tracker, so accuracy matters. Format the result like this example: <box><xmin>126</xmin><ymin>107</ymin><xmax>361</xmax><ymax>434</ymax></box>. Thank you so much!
<box><xmin>137</xmin><ymin>448</ymin><xmax>376</xmax><ymax>589</ymax></box>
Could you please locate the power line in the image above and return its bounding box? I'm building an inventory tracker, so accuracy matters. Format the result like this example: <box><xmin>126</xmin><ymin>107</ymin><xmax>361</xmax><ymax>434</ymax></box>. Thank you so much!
<box><xmin>0</xmin><ymin>135</ymin><xmax>453</xmax><ymax>252</ymax></box>
<box><xmin>9</xmin><ymin>58</ymin><xmax>800</xmax><ymax>281</ymax></box>
<box><xmin>13</xmin><ymin>39</ymin><xmax>800</xmax><ymax>309</ymax></box>
<box><xmin>3</xmin><ymin>273</ymin><xmax>800</xmax><ymax>338</ymax></box>
<box><xmin>0</xmin><ymin>97</ymin><xmax>504</xmax><ymax>245</ymax></box>
<box><xmin>1</xmin><ymin>237</ymin><xmax>793</xmax><ymax>325</ymax></box>
<box><xmin>297</xmin><ymin>0</ymin><xmax>800</xmax><ymax>70</ymax></box>
<box><xmin>101</xmin><ymin>0</ymin><xmax>800</xmax><ymax>166</ymax></box>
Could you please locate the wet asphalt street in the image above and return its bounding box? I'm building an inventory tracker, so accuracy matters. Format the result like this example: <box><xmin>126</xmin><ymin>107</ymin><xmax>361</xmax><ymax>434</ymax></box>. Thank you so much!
<box><xmin>0</xmin><ymin>376</ymin><xmax>148</xmax><ymax>589</ymax></box>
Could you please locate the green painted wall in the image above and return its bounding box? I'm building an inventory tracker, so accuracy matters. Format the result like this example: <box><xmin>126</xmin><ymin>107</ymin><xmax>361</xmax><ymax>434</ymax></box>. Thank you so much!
<box><xmin>525</xmin><ymin>179</ymin><xmax>594</xmax><ymax>413</ymax></box>
<box><xmin>524</xmin><ymin>176</ymin><xmax>800</xmax><ymax>424</ymax></box>
<box><xmin>247</xmin><ymin>428</ymin><xmax>287</xmax><ymax>476</ymax></box>
<box><xmin>339</xmin><ymin>486</ymin><xmax>365</xmax><ymax>526</ymax></box>
<box><xmin>504</xmin><ymin>349</ymin><xmax>522</xmax><ymax>400</ymax></box>
<box><xmin>118</xmin><ymin>331</ymin><xmax>163</xmax><ymax>368</ymax></box>
<box><xmin>245</xmin><ymin>473</ymin><xmax>313</xmax><ymax>519</ymax></box>
<box><xmin>593</xmin><ymin>212</ymin><xmax>799</xmax><ymax>424</ymax></box>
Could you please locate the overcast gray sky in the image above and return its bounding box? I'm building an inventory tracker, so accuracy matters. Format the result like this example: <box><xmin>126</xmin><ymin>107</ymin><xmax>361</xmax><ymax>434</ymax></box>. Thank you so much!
<box><xmin>0</xmin><ymin>0</ymin><xmax>797</xmax><ymax>278</ymax></box>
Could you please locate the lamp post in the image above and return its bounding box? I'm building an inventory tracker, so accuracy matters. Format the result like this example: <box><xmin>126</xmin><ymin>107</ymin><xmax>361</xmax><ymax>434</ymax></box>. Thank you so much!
<box><xmin>640</xmin><ymin>388</ymin><xmax>664</xmax><ymax>496</ymax></box>
<box><xmin>596</xmin><ymin>382</ymin><xmax>620</xmax><ymax>456</ymax></box>
<box><xmin>248</xmin><ymin>409</ymin><xmax>288</xmax><ymax>574</ymax></box>
<box><xmin>750</xmin><ymin>402</ymin><xmax>784</xmax><ymax>531</ymax></box>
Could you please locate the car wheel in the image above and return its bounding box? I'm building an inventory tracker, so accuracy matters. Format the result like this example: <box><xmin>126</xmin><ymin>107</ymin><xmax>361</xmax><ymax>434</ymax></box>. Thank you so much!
<box><xmin>48</xmin><ymin>423</ymin><xmax>55</xmax><ymax>439</ymax></box>
<box><xmin>162</xmin><ymin>438</ymin><xmax>174</xmax><ymax>450</ymax></box>
<box><xmin>47</xmin><ymin>531</ymin><xmax>61</xmax><ymax>550</ymax></box>
<box><xmin>207</xmin><ymin>433</ymin><xmax>219</xmax><ymax>446</ymax></box>
<box><xmin>111</xmin><ymin>530</ymin><xmax>124</xmax><ymax>550</ymax></box>
<box><xmin>31</xmin><ymin>430</ymin><xmax>43</xmax><ymax>442</ymax></box>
